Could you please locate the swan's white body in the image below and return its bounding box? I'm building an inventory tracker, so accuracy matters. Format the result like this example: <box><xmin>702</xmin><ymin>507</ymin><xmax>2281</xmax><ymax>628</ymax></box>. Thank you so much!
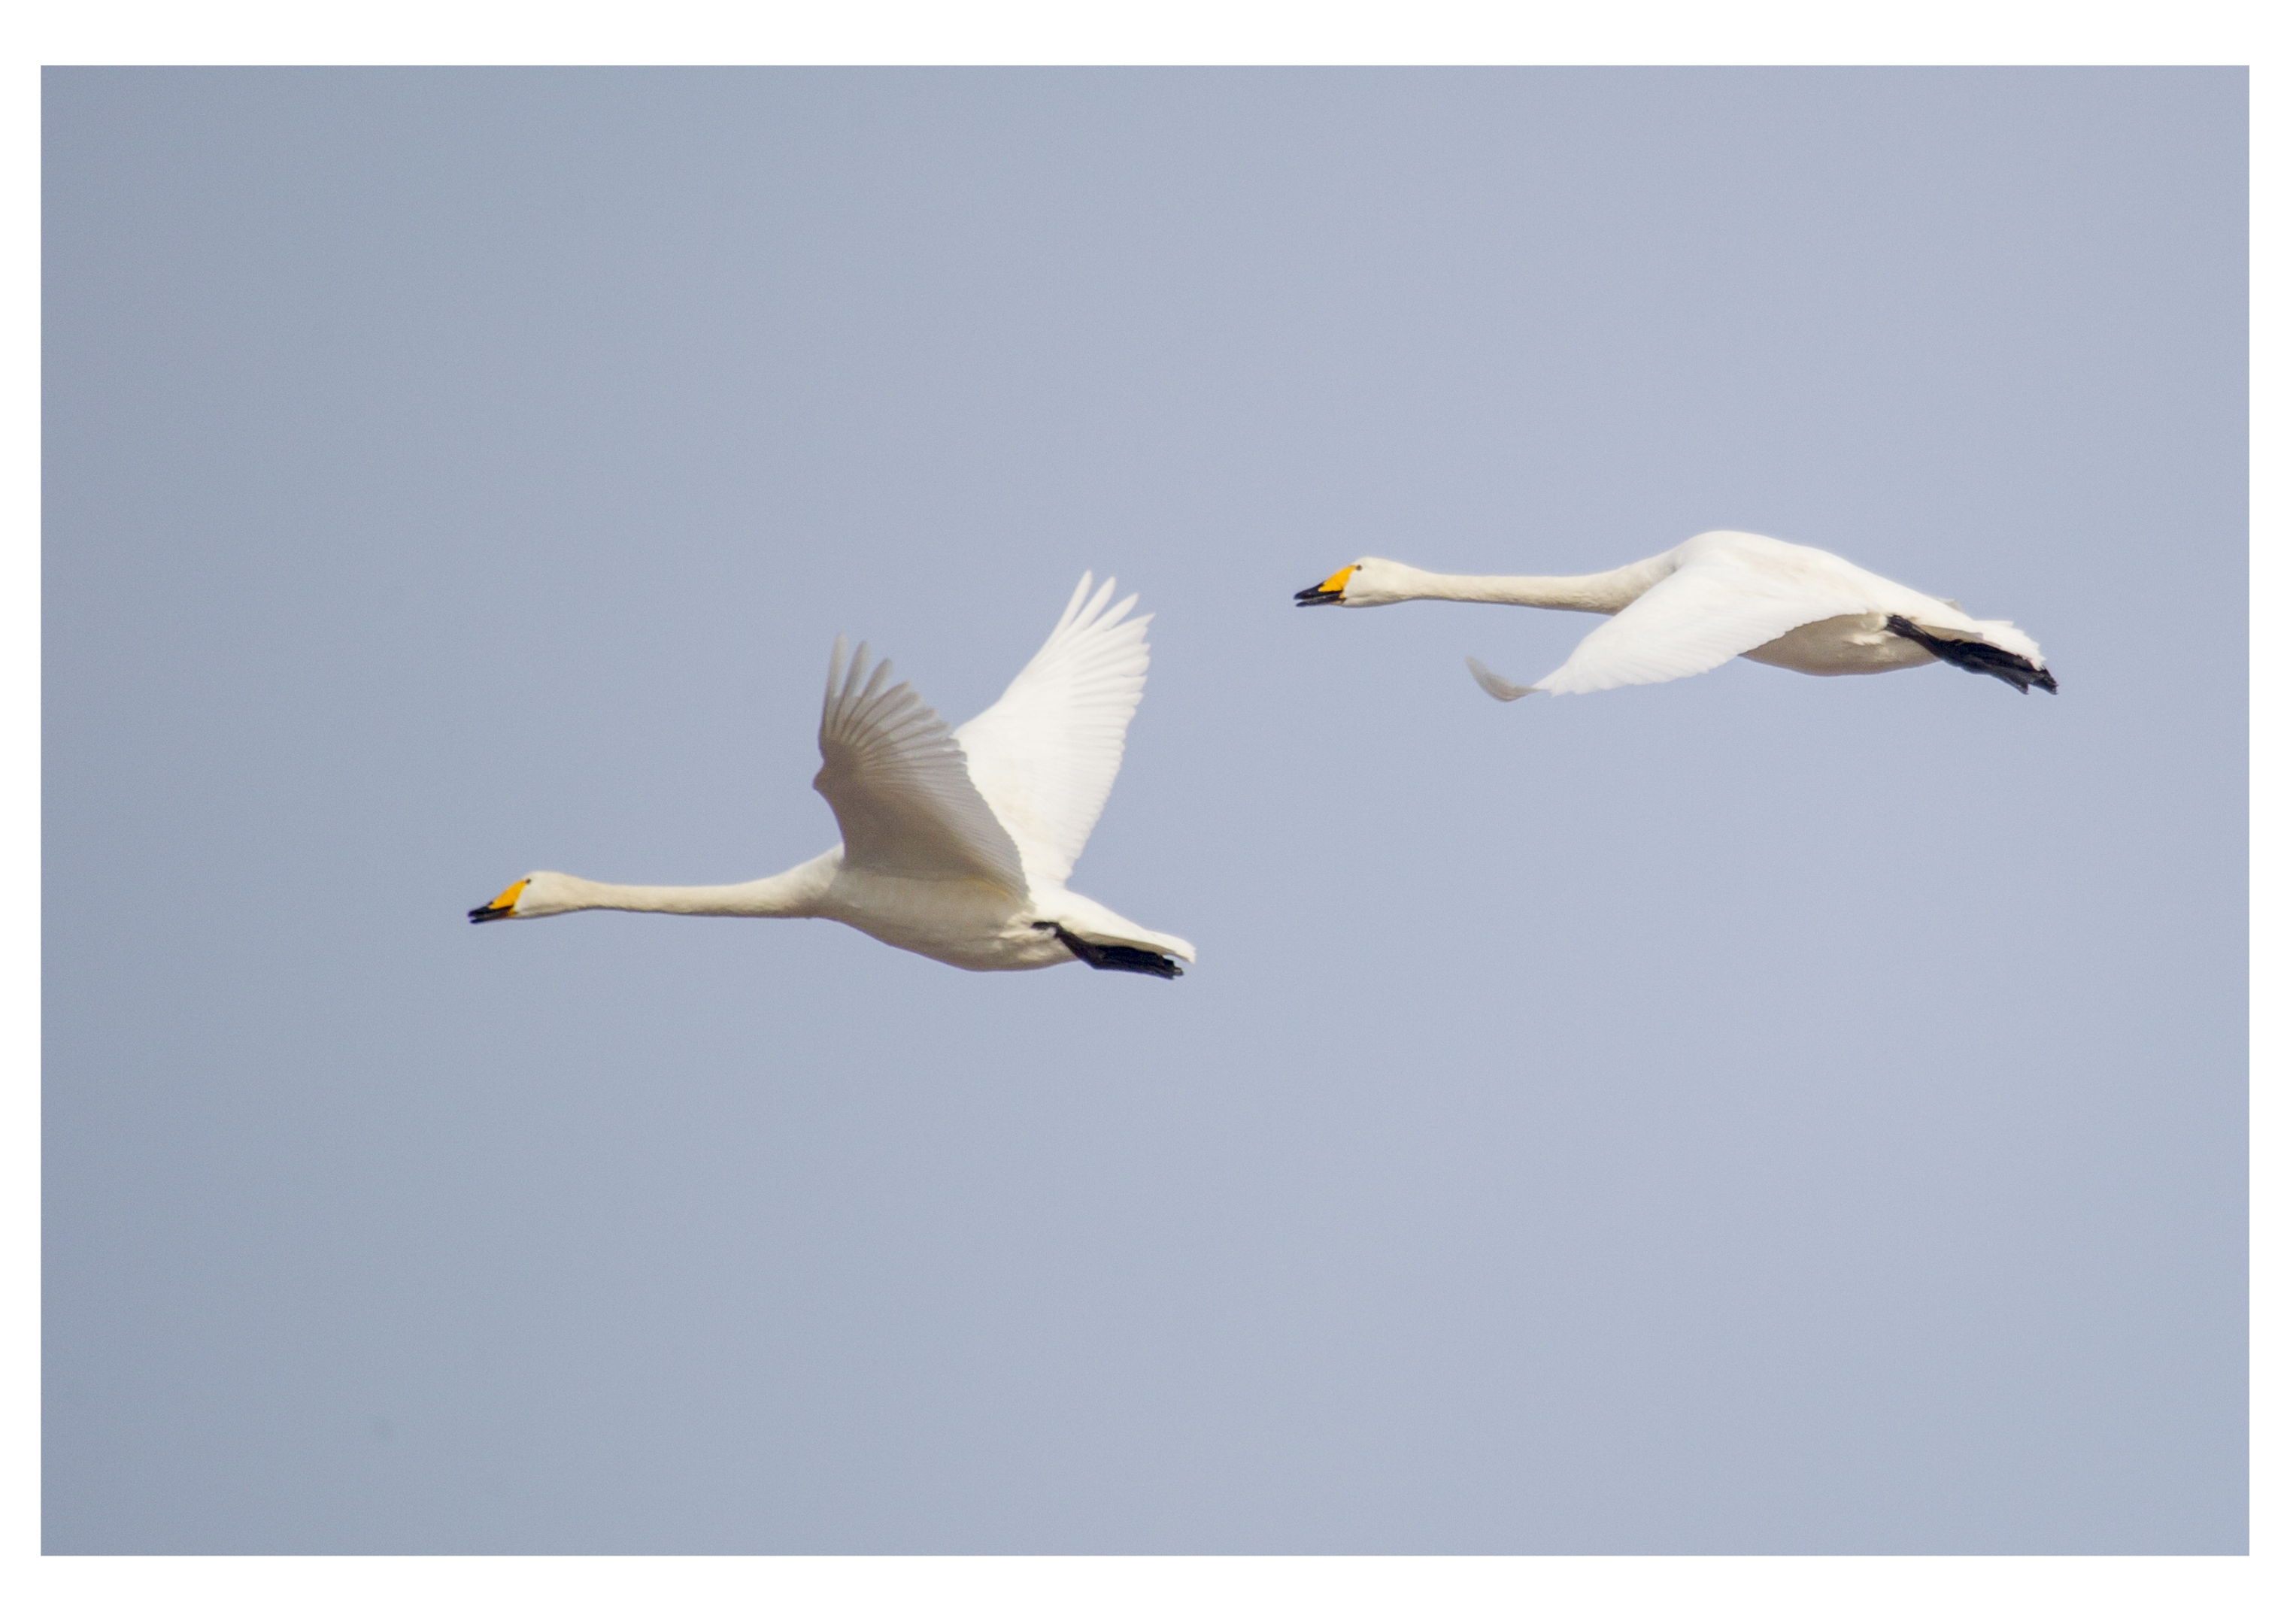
<box><xmin>471</xmin><ymin>574</ymin><xmax>1194</xmax><ymax>978</ymax></box>
<box><xmin>1297</xmin><ymin>530</ymin><xmax>2055</xmax><ymax>698</ymax></box>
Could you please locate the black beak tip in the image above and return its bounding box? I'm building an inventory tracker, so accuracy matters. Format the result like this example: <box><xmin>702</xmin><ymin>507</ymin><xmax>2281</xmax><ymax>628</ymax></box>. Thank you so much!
<box><xmin>469</xmin><ymin>904</ymin><xmax>508</xmax><ymax>923</ymax></box>
<box><xmin>1294</xmin><ymin>586</ymin><xmax>1341</xmax><ymax>606</ymax></box>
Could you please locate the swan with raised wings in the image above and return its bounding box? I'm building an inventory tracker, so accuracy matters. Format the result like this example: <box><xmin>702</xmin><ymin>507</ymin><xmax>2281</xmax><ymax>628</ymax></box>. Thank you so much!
<box><xmin>469</xmin><ymin>574</ymin><xmax>1194</xmax><ymax>978</ymax></box>
<box><xmin>1296</xmin><ymin>530</ymin><xmax>2055</xmax><ymax>698</ymax></box>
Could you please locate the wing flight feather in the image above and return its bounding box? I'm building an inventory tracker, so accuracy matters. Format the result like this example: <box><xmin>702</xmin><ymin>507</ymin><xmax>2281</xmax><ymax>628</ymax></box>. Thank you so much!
<box><xmin>954</xmin><ymin>573</ymin><xmax>1151</xmax><ymax>888</ymax></box>
<box><xmin>812</xmin><ymin>636</ymin><xmax>1028</xmax><ymax>892</ymax></box>
<box><xmin>1532</xmin><ymin>555</ymin><xmax>1873</xmax><ymax>695</ymax></box>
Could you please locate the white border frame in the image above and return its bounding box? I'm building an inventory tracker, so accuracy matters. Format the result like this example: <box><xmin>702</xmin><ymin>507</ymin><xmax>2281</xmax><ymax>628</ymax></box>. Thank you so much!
<box><xmin>11</xmin><ymin>6</ymin><xmax>2277</xmax><ymax>1619</ymax></box>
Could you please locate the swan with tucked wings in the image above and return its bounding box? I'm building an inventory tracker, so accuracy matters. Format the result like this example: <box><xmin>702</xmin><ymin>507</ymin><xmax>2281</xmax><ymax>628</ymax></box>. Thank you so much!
<box><xmin>1296</xmin><ymin>530</ymin><xmax>2055</xmax><ymax>699</ymax></box>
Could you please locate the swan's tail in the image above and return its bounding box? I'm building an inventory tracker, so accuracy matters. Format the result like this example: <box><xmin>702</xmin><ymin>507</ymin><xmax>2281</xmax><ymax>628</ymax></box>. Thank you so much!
<box><xmin>1466</xmin><ymin>656</ymin><xmax>1539</xmax><ymax>702</ymax></box>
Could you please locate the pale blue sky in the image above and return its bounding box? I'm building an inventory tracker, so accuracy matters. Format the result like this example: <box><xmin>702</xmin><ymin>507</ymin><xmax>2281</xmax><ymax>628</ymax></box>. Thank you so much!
<box><xmin>45</xmin><ymin>68</ymin><xmax>2244</xmax><ymax>1552</ymax></box>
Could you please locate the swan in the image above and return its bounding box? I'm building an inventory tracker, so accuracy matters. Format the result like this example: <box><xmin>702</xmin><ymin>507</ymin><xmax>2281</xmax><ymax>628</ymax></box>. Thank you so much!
<box><xmin>469</xmin><ymin>573</ymin><xmax>1194</xmax><ymax>979</ymax></box>
<box><xmin>1295</xmin><ymin>529</ymin><xmax>2056</xmax><ymax>698</ymax></box>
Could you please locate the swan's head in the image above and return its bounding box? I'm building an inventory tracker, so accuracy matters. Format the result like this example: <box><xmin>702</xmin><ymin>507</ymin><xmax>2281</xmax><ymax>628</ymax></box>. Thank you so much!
<box><xmin>1294</xmin><ymin>557</ymin><xmax>1407</xmax><ymax>607</ymax></box>
<box><xmin>467</xmin><ymin>871</ymin><xmax>581</xmax><ymax>923</ymax></box>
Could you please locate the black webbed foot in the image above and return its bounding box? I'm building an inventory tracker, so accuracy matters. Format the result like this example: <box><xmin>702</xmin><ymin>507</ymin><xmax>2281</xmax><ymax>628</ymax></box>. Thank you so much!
<box><xmin>1035</xmin><ymin>922</ymin><xmax>1183</xmax><ymax>979</ymax></box>
<box><xmin>1885</xmin><ymin>615</ymin><xmax>2057</xmax><ymax>694</ymax></box>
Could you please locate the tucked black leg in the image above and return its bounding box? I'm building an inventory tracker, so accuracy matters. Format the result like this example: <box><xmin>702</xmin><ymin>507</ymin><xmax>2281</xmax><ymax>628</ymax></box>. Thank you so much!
<box><xmin>1885</xmin><ymin>615</ymin><xmax>2058</xmax><ymax>694</ymax></box>
<box><xmin>1036</xmin><ymin>922</ymin><xmax>1184</xmax><ymax>979</ymax></box>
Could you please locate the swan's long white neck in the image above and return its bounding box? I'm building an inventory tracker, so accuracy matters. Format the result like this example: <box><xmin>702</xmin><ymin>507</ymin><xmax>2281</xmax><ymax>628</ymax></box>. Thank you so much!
<box><xmin>1381</xmin><ymin>554</ymin><xmax>1675</xmax><ymax>614</ymax></box>
<box><xmin>547</xmin><ymin>853</ymin><xmax>836</xmax><ymax>919</ymax></box>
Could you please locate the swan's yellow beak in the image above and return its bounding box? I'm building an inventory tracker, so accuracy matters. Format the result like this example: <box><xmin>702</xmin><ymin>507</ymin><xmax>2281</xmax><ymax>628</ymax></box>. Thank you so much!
<box><xmin>1294</xmin><ymin>565</ymin><xmax>1353</xmax><ymax>606</ymax></box>
<box><xmin>468</xmin><ymin>879</ymin><xmax>526</xmax><ymax>923</ymax></box>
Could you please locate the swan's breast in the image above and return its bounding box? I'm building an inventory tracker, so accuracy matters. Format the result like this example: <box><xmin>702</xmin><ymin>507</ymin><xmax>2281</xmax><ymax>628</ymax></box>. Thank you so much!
<box><xmin>817</xmin><ymin>869</ymin><xmax>1057</xmax><ymax>971</ymax></box>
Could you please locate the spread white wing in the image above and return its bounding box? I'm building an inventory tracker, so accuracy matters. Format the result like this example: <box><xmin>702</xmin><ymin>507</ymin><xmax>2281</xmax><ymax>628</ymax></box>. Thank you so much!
<box><xmin>812</xmin><ymin>635</ymin><xmax>1028</xmax><ymax>892</ymax></box>
<box><xmin>1528</xmin><ymin>551</ymin><xmax>1876</xmax><ymax>695</ymax></box>
<box><xmin>954</xmin><ymin>573</ymin><xmax>1150</xmax><ymax>889</ymax></box>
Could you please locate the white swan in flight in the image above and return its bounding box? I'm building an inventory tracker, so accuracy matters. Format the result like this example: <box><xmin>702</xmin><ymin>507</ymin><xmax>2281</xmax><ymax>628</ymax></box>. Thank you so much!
<box><xmin>470</xmin><ymin>574</ymin><xmax>1194</xmax><ymax>979</ymax></box>
<box><xmin>1296</xmin><ymin>529</ymin><xmax>2055</xmax><ymax>698</ymax></box>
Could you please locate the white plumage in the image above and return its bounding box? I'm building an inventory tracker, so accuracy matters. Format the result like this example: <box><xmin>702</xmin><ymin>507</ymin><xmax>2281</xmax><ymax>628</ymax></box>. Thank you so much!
<box><xmin>1297</xmin><ymin>530</ymin><xmax>2056</xmax><ymax>699</ymax></box>
<box><xmin>471</xmin><ymin>573</ymin><xmax>1192</xmax><ymax>978</ymax></box>
<box><xmin>954</xmin><ymin>574</ymin><xmax>1151</xmax><ymax>890</ymax></box>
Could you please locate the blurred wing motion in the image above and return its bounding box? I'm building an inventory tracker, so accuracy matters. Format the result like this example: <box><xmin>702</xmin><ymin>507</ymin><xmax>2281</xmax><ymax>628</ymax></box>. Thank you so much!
<box><xmin>954</xmin><ymin>573</ymin><xmax>1152</xmax><ymax>888</ymax></box>
<box><xmin>1466</xmin><ymin>656</ymin><xmax>1536</xmax><ymax>701</ymax></box>
<box><xmin>813</xmin><ymin>636</ymin><xmax>1028</xmax><ymax>892</ymax></box>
